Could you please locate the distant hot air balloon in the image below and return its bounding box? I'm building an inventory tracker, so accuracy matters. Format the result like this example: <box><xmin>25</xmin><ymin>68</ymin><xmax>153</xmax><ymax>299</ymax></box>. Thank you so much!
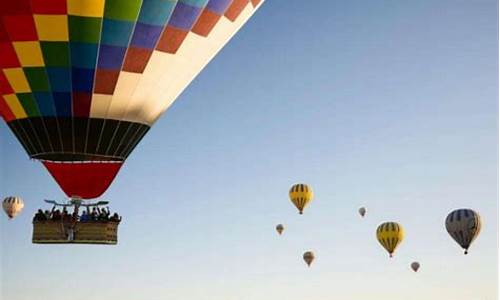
<box><xmin>445</xmin><ymin>209</ymin><xmax>481</xmax><ymax>254</ymax></box>
<box><xmin>358</xmin><ymin>207</ymin><xmax>366</xmax><ymax>217</ymax></box>
<box><xmin>0</xmin><ymin>0</ymin><xmax>265</xmax><ymax>201</ymax></box>
<box><xmin>289</xmin><ymin>184</ymin><xmax>313</xmax><ymax>214</ymax></box>
<box><xmin>2</xmin><ymin>196</ymin><xmax>24</xmax><ymax>219</ymax></box>
<box><xmin>376</xmin><ymin>222</ymin><xmax>404</xmax><ymax>257</ymax></box>
<box><xmin>411</xmin><ymin>262</ymin><xmax>420</xmax><ymax>272</ymax></box>
<box><xmin>303</xmin><ymin>251</ymin><xmax>315</xmax><ymax>267</ymax></box>
<box><xmin>276</xmin><ymin>224</ymin><xmax>284</xmax><ymax>235</ymax></box>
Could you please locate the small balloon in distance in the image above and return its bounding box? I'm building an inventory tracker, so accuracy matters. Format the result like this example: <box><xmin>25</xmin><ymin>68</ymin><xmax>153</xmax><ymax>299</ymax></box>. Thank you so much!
<box><xmin>303</xmin><ymin>251</ymin><xmax>315</xmax><ymax>267</ymax></box>
<box><xmin>276</xmin><ymin>224</ymin><xmax>284</xmax><ymax>235</ymax></box>
<box><xmin>2</xmin><ymin>196</ymin><xmax>24</xmax><ymax>219</ymax></box>
<box><xmin>358</xmin><ymin>207</ymin><xmax>366</xmax><ymax>217</ymax></box>
<box><xmin>411</xmin><ymin>262</ymin><xmax>420</xmax><ymax>272</ymax></box>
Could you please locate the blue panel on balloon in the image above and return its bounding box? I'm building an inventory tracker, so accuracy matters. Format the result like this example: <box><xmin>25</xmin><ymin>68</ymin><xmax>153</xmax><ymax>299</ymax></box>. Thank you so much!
<box><xmin>206</xmin><ymin>0</ymin><xmax>232</xmax><ymax>14</ymax></box>
<box><xmin>71</xmin><ymin>68</ymin><xmax>95</xmax><ymax>92</ymax></box>
<box><xmin>130</xmin><ymin>23</ymin><xmax>163</xmax><ymax>49</ymax></box>
<box><xmin>46</xmin><ymin>67</ymin><xmax>72</xmax><ymax>93</ymax></box>
<box><xmin>70</xmin><ymin>42</ymin><xmax>98</xmax><ymax>69</ymax></box>
<box><xmin>101</xmin><ymin>19</ymin><xmax>135</xmax><ymax>47</ymax></box>
<box><xmin>138</xmin><ymin>0</ymin><xmax>177</xmax><ymax>26</ymax></box>
<box><xmin>53</xmin><ymin>92</ymin><xmax>72</xmax><ymax>117</ymax></box>
<box><xmin>33</xmin><ymin>92</ymin><xmax>56</xmax><ymax>116</ymax></box>
<box><xmin>97</xmin><ymin>45</ymin><xmax>126</xmax><ymax>70</ymax></box>
<box><xmin>168</xmin><ymin>1</ymin><xmax>204</xmax><ymax>30</ymax></box>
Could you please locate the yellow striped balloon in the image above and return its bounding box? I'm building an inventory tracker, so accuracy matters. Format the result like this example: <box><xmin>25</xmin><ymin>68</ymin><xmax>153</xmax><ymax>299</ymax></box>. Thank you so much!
<box><xmin>289</xmin><ymin>184</ymin><xmax>313</xmax><ymax>214</ymax></box>
<box><xmin>376</xmin><ymin>222</ymin><xmax>404</xmax><ymax>257</ymax></box>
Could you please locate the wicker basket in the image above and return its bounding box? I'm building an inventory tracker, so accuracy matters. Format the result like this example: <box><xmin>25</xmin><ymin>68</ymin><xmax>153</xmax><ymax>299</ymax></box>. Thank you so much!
<box><xmin>32</xmin><ymin>221</ymin><xmax>119</xmax><ymax>245</ymax></box>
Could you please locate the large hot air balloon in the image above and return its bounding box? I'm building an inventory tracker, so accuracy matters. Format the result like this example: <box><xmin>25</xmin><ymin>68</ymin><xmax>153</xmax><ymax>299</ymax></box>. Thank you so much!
<box><xmin>275</xmin><ymin>223</ymin><xmax>284</xmax><ymax>235</ymax></box>
<box><xmin>0</xmin><ymin>0</ymin><xmax>265</xmax><ymax>201</ymax></box>
<box><xmin>303</xmin><ymin>251</ymin><xmax>314</xmax><ymax>267</ymax></box>
<box><xmin>445</xmin><ymin>209</ymin><xmax>481</xmax><ymax>255</ymax></box>
<box><xmin>2</xmin><ymin>196</ymin><xmax>24</xmax><ymax>219</ymax></box>
<box><xmin>358</xmin><ymin>207</ymin><xmax>366</xmax><ymax>217</ymax></box>
<box><xmin>376</xmin><ymin>222</ymin><xmax>404</xmax><ymax>257</ymax></box>
<box><xmin>289</xmin><ymin>183</ymin><xmax>313</xmax><ymax>214</ymax></box>
<box><xmin>410</xmin><ymin>261</ymin><xmax>420</xmax><ymax>272</ymax></box>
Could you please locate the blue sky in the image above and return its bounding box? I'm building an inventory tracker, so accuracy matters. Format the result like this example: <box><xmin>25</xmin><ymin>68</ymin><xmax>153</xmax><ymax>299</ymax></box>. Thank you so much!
<box><xmin>1</xmin><ymin>1</ymin><xmax>498</xmax><ymax>300</ymax></box>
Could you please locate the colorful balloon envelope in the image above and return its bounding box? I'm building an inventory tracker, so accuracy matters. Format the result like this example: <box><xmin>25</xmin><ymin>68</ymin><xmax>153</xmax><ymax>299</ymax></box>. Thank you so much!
<box><xmin>376</xmin><ymin>222</ymin><xmax>404</xmax><ymax>257</ymax></box>
<box><xmin>289</xmin><ymin>183</ymin><xmax>313</xmax><ymax>214</ymax></box>
<box><xmin>303</xmin><ymin>251</ymin><xmax>314</xmax><ymax>267</ymax></box>
<box><xmin>0</xmin><ymin>0</ymin><xmax>264</xmax><ymax>200</ymax></box>
<box><xmin>445</xmin><ymin>209</ymin><xmax>481</xmax><ymax>254</ymax></box>
<box><xmin>2</xmin><ymin>196</ymin><xmax>24</xmax><ymax>219</ymax></box>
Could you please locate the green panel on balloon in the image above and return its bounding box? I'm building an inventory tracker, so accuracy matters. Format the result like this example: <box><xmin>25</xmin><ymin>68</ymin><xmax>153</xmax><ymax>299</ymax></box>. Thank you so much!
<box><xmin>24</xmin><ymin>68</ymin><xmax>50</xmax><ymax>92</ymax></box>
<box><xmin>17</xmin><ymin>93</ymin><xmax>41</xmax><ymax>117</ymax></box>
<box><xmin>68</xmin><ymin>16</ymin><xmax>103</xmax><ymax>43</ymax></box>
<box><xmin>104</xmin><ymin>0</ymin><xmax>143</xmax><ymax>21</ymax></box>
<box><xmin>40</xmin><ymin>42</ymin><xmax>71</xmax><ymax>67</ymax></box>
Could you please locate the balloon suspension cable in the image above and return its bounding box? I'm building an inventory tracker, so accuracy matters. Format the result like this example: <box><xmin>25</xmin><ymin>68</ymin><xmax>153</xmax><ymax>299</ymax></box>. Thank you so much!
<box><xmin>70</xmin><ymin>197</ymin><xmax>81</xmax><ymax>213</ymax></box>
<box><xmin>44</xmin><ymin>197</ymin><xmax>110</xmax><ymax>215</ymax></box>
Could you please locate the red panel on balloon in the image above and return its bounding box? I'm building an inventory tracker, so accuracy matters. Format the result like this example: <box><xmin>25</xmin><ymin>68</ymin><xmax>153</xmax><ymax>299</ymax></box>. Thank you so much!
<box><xmin>42</xmin><ymin>161</ymin><xmax>123</xmax><ymax>199</ymax></box>
<box><xmin>251</xmin><ymin>0</ymin><xmax>261</xmax><ymax>7</ymax></box>
<box><xmin>30</xmin><ymin>0</ymin><xmax>67</xmax><ymax>14</ymax></box>
<box><xmin>192</xmin><ymin>9</ymin><xmax>221</xmax><ymax>37</ymax></box>
<box><xmin>0</xmin><ymin>71</ymin><xmax>14</xmax><ymax>94</ymax></box>
<box><xmin>0</xmin><ymin>97</ymin><xmax>15</xmax><ymax>121</ymax></box>
<box><xmin>225</xmin><ymin>0</ymin><xmax>249</xmax><ymax>22</ymax></box>
<box><xmin>0</xmin><ymin>42</ymin><xmax>20</xmax><ymax>67</ymax></box>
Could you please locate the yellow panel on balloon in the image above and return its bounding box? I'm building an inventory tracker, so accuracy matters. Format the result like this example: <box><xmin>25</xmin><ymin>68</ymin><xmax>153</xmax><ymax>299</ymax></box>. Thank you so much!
<box><xmin>34</xmin><ymin>15</ymin><xmax>69</xmax><ymax>41</ymax></box>
<box><xmin>89</xmin><ymin>94</ymin><xmax>113</xmax><ymax>119</ymax></box>
<box><xmin>67</xmin><ymin>0</ymin><xmax>105</xmax><ymax>17</ymax></box>
<box><xmin>12</xmin><ymin>42</ymin><xmax>45</xmax><ymax>67</ymax></box>
<box><xmin>3</xmin><ymin>69</ymin><xmax>31</xmax><ymax>93</ymax></box>
<box><xmin>3</xmin><ymin>94</ymin><xmax>27</xmax><ymax>119</ymax></box>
